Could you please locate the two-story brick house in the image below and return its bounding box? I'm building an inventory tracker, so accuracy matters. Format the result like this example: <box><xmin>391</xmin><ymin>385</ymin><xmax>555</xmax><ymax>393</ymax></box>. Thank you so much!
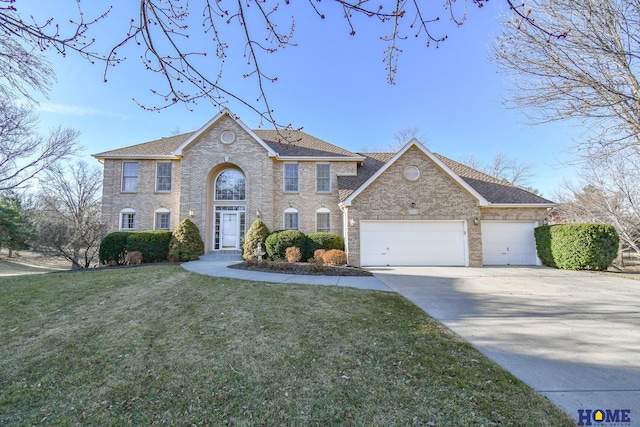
<box><xmin>93</xmin><ymin>110</ymin><xmax>555</xmax><ymax>267</ymax></box>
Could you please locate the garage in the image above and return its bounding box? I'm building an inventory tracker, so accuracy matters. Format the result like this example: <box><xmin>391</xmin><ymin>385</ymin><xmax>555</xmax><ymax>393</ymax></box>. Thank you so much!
<box><xmin>481</xmin><ymin>221</ymin><xmax>539</xmax><ymax>265</ymax></box>
<box><xmin>360</xmin><ymin>220</ymin><xmax>468</xmax><ymax>266</ymax></box>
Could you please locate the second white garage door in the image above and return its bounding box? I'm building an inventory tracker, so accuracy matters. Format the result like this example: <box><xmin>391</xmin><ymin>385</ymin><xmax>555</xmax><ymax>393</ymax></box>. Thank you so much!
<box><xmin>481</xmin><ymin>221</ymin><xmax>538</xmax><ymax>265</ymax></box>
<box><xmin>360</xmin><ymin>221</ymin><xmax>468</xmax><ymax>266</ymax></box>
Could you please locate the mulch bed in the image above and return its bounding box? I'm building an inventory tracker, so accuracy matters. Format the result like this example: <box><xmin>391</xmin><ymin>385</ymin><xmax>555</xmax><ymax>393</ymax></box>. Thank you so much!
<box><xmin>228</xmin><ymin>261</ymin><xmax>373</xmax><ymax>276</ymax></box>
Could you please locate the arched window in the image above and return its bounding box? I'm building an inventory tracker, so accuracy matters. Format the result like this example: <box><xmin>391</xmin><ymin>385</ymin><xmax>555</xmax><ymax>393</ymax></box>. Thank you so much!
<box><xmin>215</xmin><ymin>169</ymin><xmax>246</xmax><ymax>201</ymax></box>
<box><xmin>120</xmin><ymin>208</ymin><xmax>136</xmax><ymax>230</ymax></box>
<box><xmin>284</xmin><ymin>207</ymin><xmax>299</xmax><ymax>230</ymax></box>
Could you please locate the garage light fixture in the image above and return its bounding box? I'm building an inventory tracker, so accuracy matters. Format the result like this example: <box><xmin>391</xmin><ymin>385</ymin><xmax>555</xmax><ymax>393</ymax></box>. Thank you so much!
<box><xmin>474</xmin><ymin>217</ymin><xmax>479</xmax><ymax>225</ymax></box>
<box><xmin>543</xmin><ymin>218</ymin><xmax>549</xmax><ymax>226</ymax></box>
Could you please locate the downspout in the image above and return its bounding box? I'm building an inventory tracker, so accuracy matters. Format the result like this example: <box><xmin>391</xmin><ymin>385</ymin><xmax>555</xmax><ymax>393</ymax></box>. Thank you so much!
<box><xmin>339</xmin><ymin>203</ymin><xmax>349</xmax><ymax>263</ymax></box>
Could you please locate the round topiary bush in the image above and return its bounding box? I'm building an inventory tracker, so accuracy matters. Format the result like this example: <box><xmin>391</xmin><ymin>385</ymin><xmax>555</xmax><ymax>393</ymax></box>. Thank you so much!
<box><xmin>265</xmin><ymin>230</ymin><xmax>311</xmax><ymax>260</ymax></box>
<box><xmin>242</xmin><ymin>219</ymin><xmax>270</xmax><ymax>260</ymax></box>
<box><xmin>168</xmin><ymin>218</ymin><xmax>205</xmax><ymax>262</ymax></box>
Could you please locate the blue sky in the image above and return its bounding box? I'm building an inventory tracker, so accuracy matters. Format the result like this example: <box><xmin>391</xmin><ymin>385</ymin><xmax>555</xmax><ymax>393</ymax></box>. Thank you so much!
<box><xmin>21</xmin><ymin>1</ymin><xmax>578</xmax><ymax>197</ymax></box>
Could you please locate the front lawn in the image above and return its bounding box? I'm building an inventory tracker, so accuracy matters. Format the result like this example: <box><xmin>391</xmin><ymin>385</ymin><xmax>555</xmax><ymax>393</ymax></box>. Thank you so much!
<box><xmin>0</xmin><ymin>266</ymin><xmax>575</xmax><ymax>426</ymax></box>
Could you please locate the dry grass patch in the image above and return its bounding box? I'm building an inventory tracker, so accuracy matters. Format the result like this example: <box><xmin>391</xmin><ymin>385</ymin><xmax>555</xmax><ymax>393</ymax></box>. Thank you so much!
<box><xmin>0</xmin><ymin>266</ymin><xmax>575</xmax><ymax>426</ymax></box>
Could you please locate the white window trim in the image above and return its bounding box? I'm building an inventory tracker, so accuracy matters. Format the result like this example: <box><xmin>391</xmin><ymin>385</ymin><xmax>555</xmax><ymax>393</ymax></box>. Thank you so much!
<box><xmin>316</xmin><ymin>207</ymin><xmax>331</xmax><ymax>233</ymax></box>
<box><xmin>121</xmin><ymin>161</ymin><xmax>138</xmax><ymax>193</ymax></box>
<box><xmin>283</xmin><ymin>163</ymin><xmax>299</xmax><ymax>193</ymax></box>
<box><xmin>214</xmin><ymin>169</ymin><xmax>247</xmax><ymax>201</ymax></box>
<box><xmin>120</xmin><ymin>208</ymin><xmax>136</xmax><ymax>230</ymax></box>
<box><xmin>284</xmin><ymin>207</ymin><xmax>299</xmax><ymax>230</ymax></box>
<box><xmin>316</xmin><ymin>163</ymin><xmax>331</xmax><ymax>193</ymax></box>
<box><xmin>155</xmin><ymin>161</ymin><xmax>172</xmax><ymax>192</ymax></box>
<box><xmin>154</xmin><ymin>207</ymin><xmax>171</xmax><ymax>230</ymax></box>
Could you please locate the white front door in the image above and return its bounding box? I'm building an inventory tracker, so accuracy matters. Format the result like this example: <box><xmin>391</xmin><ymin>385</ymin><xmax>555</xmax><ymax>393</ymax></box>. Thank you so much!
<box><xmin>220</xmin><ymin>212</ymin><xmax>239</xmax><ymax>249</ymax></box>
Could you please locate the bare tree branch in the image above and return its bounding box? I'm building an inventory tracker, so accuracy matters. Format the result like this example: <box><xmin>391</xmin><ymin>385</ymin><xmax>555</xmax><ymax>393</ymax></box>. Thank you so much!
<box><xmin>0</xmin><ymin>99</ymin><xmax>80</xmax><ymax>191</ymax></box>
<box><xmin>494</xmin><ymin>0</ymin><xmax>640</xmax><ymax>158</ymax></box>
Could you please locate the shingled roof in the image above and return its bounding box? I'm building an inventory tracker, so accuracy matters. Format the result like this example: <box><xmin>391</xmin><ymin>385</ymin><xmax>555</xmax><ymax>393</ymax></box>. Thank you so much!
<box><xmin>93</xmin><ymin>129</ymin><xmax>361</xmax><ymax>160</ymax></box>
<box><xmin>337</xmin><ymin>151</ymin><xmax>553</xmax><ymax>205</ymax></box>
<box><xmin>93</xmin><ymin>132</ymin><xmax>195</xmax><ymax>159</ymax></box>
<box><xmin>254</xmin><ymin>130</ymin><xmax>361</xmax><ymax>158</ymax></box>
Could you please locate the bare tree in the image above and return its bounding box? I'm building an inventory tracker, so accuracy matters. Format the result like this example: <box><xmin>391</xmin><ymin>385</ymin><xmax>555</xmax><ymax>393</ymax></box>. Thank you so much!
<box><xmin>460</xmin><ymin>151</ymin><xmax>535</xmax><ymax>188</ymax></box>
<box><xmin>32</xmin><ymin>161</ymin><xmax>108</xmax><ymax>269</ymax></box>
<box><xmin>493</xmin><ymin>0</ymin><xmax>640</xmax><ymax>158</ymax></box>
<box><xmin>1</xmin><ymin>1</ymin><xmax>498</xmax><ymax>127</ymax></box>
<box><xmin>0</xmin><ymin>30</ymin><xmax>53</xmax><ymax>100</ymax></box>
<box><xmin>390</xmin><ymin>124</ymin><xmax>427</xmax><ymax>151</ymax></box>
<box><xmin>553</xmin><ymin>150</ymin><xmax>640</xmax><ymax>254</ymax></box>
<box><xmin>0</xmin><ymin>99</ymin><xmax>80</xmax><ymax>191</ymax></box>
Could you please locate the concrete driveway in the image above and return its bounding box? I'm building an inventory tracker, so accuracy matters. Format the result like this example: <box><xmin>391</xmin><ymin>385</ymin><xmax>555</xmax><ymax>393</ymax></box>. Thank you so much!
<box><xmin>370</xmin><ymin>266</ymin><xmax>640</xmax><ymax>426</ymax></box>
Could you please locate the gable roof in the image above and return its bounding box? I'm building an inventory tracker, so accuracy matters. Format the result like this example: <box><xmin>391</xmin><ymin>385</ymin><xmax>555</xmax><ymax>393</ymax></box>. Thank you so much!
<box><xmin>340</xmin><ymin>139</ymin><xmax>490</xmax><ymax>207</ymax></box>
<box><xmin>338</xmin><ymin>139</ymin><xmax>555</xmax><ymax>207</ymax></box>
<box><xmin>92</xmin><ymin>111</ymin><xmax>363</xmax><ymax>161</ymax></box>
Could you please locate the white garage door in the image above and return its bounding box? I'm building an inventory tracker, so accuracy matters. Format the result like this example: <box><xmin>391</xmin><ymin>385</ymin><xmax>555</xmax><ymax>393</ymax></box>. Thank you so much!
<box><xmin>360</xmin><ymin>221</ymin><xmax>468</xmax><ymax>266</ymax></box>
<box><xmin>481</xmin><ymin>221</ymin><xmax>538</xmax><ymax>265</ymax></box>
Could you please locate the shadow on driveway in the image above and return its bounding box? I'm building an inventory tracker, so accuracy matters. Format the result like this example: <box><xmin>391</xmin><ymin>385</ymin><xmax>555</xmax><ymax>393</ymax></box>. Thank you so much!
<box><xmin>371</xmin><ymin>266</ymin><xmax>640</xmax><ymax>425</ymax></box>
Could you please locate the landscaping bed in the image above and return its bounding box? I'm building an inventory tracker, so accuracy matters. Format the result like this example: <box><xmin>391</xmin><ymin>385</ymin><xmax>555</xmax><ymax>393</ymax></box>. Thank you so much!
<box><xmin>229</xmin><ymin>260</ymin><xmax>373</xmax><ymax>276</ymax></box>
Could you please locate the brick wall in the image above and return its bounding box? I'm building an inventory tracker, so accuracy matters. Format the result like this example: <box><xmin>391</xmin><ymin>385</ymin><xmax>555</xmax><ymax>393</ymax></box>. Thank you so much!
<box><xmin>346</xmin><ymin>146</ymin><xmax>482</xmax><ymax>266</ymax></box>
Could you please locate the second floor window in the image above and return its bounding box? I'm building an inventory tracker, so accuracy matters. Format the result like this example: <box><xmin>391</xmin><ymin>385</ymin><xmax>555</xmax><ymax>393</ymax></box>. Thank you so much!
<box><xmin>122</xmin><ymin>162</ymin><xmax>138</xmax><ymax>192</ymax></box>
<box><xmin>284</xmin><ymin>164</ymin><xmax>299</xmax><ymax>192</ymax></box>
<box><xmin>156</xmin><ymin>162</ymin><xmax>172</xmax><ymax>192</ymax></box>
<box><xmin>316</xmin><ymin>164</ymin><xmax>331</xmax><ymax>192</ymax></box>
<box><xmin>215</xmin><ymin>169</ymin><xmax>246</xmax><ymax>200</ymax></box>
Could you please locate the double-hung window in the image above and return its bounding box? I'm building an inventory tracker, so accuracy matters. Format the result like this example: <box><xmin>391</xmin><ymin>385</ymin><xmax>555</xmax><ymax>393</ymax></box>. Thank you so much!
<box><xmin>122</xmin><ymin>162</ymin><xmax>138</xmax><ymax>192</ymax></box>
<box><xmin>284</xmin><ymin>164</ymin><xmax>299</xmax><ymax>192</ymax></box>
<box><xmin>316</xmin><ymin>164</ymin><xmax>331</xmax><ymax>192</ymax></box>
<box><xmin>156</xmin><ymin>162</ymin><xmax>172</xmax><ymax>192</ymax></box>
<box><xmin>316</xmin><ymin>209</ymin><xmax>331</xmax><ymax>233</ymax></box>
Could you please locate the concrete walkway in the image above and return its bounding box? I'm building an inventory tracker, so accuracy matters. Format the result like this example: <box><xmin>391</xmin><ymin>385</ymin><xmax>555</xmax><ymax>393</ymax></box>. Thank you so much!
<box><xmin>371</xmin><ymin>266</ymin><xmax>640</xmax><ymax>426</ymax></box>
<box><xmin>181</xmin><ymin>252</ymin><xmax>392</xmax><ymax>291</ymax></box>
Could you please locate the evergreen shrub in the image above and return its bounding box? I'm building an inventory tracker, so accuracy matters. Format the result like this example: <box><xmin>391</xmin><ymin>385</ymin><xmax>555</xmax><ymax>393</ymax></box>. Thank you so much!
<box><xmin>168</xmin><ymin>219</ymin><xmax>205</xmax><ymax>262</ymax></box>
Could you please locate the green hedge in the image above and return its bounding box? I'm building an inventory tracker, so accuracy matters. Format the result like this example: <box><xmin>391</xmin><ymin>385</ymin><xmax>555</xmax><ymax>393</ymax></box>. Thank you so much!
<box><xmin>308</xmin><ymin>232</ymin><xmax>344</xmax><ymax>252</ymax></box>
<box><xmin>265</xmin><ymin>230</ymin><xmax>312</xmax><ymax>260</ymax></box>
<box><xmin>99</xmin><ymin>230</ymin><xmax>173</xmax><ymax>265</ymax></box>
<box><xmin>126</xmin><ymin>231</ymin><xmax>173</xmax><ymax>263</ymax></box>
<box><xmin>534</xmin><ymin>223</ymin><xmax>619</xmax><ymax>270</ymax></box>
<box><xmin>99</xmin><ymin>232</ymin><xmax>131</xmax><ymax>265</ymax></box>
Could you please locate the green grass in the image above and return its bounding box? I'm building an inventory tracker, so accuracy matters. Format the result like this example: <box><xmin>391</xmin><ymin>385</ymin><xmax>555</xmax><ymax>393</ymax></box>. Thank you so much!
<box><xmin>0</xmin><ymin>266</ymin><xmax>576</xmax><ymax>426</ymax></box>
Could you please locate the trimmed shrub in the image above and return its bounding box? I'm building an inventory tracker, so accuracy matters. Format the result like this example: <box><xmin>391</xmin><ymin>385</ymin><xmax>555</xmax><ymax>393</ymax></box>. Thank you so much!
<box><xmin>168</xmin><ymin>218</ymin><xmax>205</xmax><ymax>262</ymax></box>
<box><xmin>308</xmin><ymin>232</ymin><xmax>344</xmax><ymax>252</ymax></box>
<box><xmin>242</xmin><ymin>219</ymin><xmax>270</xmax><ymax>260</ymax></box>
<box><xmin>535</xmin><ymin>223</ymin><xmax>619</xmax><ymax>270</ymax></box>
<box><xmin>285</xmin><ymin>246</ymin><xmax>302</xmax><ymax>263</ymax></box>
<box><xmin>314</xmin><ymin>249</ymin><xmax>326</xmax><ymax>263</ymax></box>
<box><xmin>126</xmin><ymin>231</ymin><xmax>173</xmax><ymax>263</ymax></box>
<box><xmin>322</xmin><ymin>249</ymin><xmax>347</xmax><ymax>266</ymax></box>
<box><xmin>265</xmin><ymin>230</ymin><xmax>311</xmax><ymax>260</ymax></box>
<box><xmin>99</xmin><ymin>232</ymin><xmax>131</xmax><ymax>265</ymax></box>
